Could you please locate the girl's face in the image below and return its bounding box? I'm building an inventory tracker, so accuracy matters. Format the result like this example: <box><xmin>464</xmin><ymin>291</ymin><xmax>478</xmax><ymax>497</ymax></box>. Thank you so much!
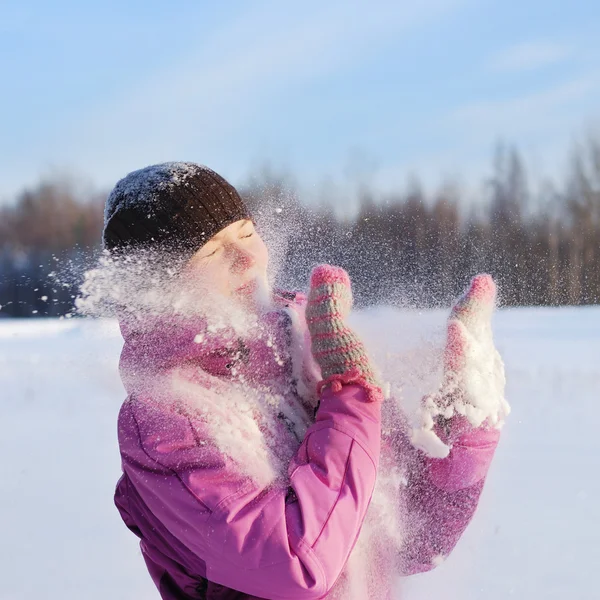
<box><xmin>182</xmin><ymin>219</ymin><xmax>269</xmax><ymax>304</ymax></box>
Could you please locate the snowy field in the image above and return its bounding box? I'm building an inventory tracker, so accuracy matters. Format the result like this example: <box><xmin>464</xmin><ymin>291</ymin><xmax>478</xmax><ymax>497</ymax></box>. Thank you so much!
<box><xmin>1</xmin><ymin>307</ymin><xmax>599</xmax><ymax>600</ymax></box>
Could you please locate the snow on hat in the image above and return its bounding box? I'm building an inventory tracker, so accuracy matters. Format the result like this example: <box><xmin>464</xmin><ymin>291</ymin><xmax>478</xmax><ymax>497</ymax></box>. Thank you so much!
<box><xmin>103</xmin><ymin>162</ymin><xmax>251</xmax><ymax>254</ymax></box>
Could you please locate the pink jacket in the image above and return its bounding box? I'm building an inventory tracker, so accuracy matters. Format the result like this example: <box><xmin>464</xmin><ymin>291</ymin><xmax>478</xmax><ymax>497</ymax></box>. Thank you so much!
<box><xmin>115</xmin><ymin>292</ymin><xmax>500</xmax><ymax>599</ymax></box>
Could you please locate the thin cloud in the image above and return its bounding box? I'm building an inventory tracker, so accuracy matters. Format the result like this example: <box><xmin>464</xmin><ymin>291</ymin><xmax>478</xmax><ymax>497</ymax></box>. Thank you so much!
<box><xmin>488</xmin><ymin>41</ymin><xmax>573</xmax><ymax>73</ymax></box>
<box><xmin>368</xmin><ymin>76</ymin><xmax>599</xmax><ymax>194</ymax></box>
<box><xmin>451</xmin><ymin>75</ymin><xmax>596</xmax><ymax>136</ymax></box>
<box><xmin>54</xmin><ymin>0</ymin><xmax>467</xmax><ymax>187</ymax></box>
<box><xmin>421</xmin><ymin>75</ymin><xmax>599</xmax><ymax>188</ymax></box>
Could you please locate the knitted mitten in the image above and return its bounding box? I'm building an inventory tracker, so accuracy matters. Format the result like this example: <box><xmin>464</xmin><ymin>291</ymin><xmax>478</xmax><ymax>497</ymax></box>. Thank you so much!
<box><xmin>305</xmin><ymin>265</ymin><xmax>382</xmax><ymax>402</ymax></box>
<box><xmin>439</xmin><ymin>273</ymin><xmax>509</xmax><ymax>431</ymax></box>
<box><xmin>413</xmin><ymin>273</ymin><xmax>509</xmax><ymax>457</ymax></box>
<box><xmin>445</xmin><ymin>273</ymin><xmax>497</xmax><ymax>374</ymax></box>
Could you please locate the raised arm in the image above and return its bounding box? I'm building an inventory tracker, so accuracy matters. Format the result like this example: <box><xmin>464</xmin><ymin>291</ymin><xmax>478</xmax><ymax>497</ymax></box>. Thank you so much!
<box><xmin>119</xmin><ymin>265</ymin><xmax>385</xmax><ymax>599</ymax></box>
<box><xmin>398</xmin><ymin>274</ymin><xmax>509</xmax><ymax>574</ymax></box>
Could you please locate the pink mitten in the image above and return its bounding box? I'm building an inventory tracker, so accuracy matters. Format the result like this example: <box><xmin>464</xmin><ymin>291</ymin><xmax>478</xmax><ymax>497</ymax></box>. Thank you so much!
<box><xmin>305</xmin><ymin>265</ymin><xmax>382</xmax><ymax>402</ymax></box>
<box><xmin>413</xmin><ymin>273</ymin><xmax>509</xmax><ymax>457</ymax></box>
<box><xmin>439</xmin><ymin>273</ymin><xmax>509</xmax><ymax>435</ymax></box>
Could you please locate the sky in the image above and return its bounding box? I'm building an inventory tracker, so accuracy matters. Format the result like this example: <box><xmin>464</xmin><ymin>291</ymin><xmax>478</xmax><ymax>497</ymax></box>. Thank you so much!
<box><xmin>1</xmin><ymin>0</ymin><xmax>599</xmax><ymax>205</ymax></box>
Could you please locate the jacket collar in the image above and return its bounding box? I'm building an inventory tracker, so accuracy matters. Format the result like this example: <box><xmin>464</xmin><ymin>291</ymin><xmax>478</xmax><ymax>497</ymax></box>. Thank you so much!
<box><xmin>118</xmin><ymin>291</ymin><xmax>301</xmax><ymax>388</ymax></box>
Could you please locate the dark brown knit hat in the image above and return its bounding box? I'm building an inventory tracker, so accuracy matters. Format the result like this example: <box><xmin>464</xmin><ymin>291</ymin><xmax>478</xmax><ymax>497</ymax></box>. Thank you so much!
<box><xmin>103</xmin><ymin>162</ymin><xmax>251</xmax><ymax>254</ymax></box>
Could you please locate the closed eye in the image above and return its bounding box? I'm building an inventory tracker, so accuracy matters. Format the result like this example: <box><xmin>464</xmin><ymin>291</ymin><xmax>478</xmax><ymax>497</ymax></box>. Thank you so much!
<box><xmin>202</xmin><ymin>246</ymin><xmax>219</xmax><ymax>258</ymax></box>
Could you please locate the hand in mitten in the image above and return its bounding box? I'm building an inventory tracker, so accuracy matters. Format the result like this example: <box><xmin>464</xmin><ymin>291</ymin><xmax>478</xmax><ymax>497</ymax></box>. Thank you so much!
<box><xmin>414</xmin><ymin>274</ymin><xmax>510</xmax><ymax>457</ymax></box>
<box><xmin>305</xmin><ymin>264</ymin><xmax>382</xmax><ymax>402</ymax></box>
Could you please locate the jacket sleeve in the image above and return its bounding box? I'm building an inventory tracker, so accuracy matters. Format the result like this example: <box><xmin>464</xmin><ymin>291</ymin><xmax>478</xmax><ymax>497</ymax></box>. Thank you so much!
<box><xmin>398</xmin><ymin>419</ymin><xmax>500</xmax><ymax>575</ymax></box>
<box><xmin>120</xmin><ymin>383</ymin><xmax>381</xmax><ymax>600</ymax></box>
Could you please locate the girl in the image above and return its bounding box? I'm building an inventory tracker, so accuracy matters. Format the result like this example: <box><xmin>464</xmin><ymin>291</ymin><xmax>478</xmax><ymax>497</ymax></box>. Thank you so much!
<box><xmin>101</xmin><ymin>162</ymin><xmax>508</xmax><ymax>599</ymax></box>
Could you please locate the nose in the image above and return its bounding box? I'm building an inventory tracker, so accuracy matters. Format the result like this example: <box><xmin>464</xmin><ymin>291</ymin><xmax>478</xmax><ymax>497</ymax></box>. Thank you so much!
<box><xmin>228</xmin><ymin>243</ymin><xmax>255</xmax><ymax>274</ymax></box>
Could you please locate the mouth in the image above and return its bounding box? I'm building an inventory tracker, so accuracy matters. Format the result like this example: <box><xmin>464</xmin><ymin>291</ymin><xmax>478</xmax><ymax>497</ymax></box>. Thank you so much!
<box><xmin>236</xmin><ymin>280</ymin><xmax>258</xmax><ymax>295</ymax></box>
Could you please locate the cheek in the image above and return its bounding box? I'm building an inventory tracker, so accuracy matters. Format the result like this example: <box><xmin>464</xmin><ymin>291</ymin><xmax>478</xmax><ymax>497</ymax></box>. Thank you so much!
<box><xmin>182</xmin><ymin>258</ymin><xmax>230</xmax><ymax>294</ymax></box>
<box><xmin>207</xmin><ymin>263</ymin><xmax>232</xmax><ymax>294</ymax></box>
<box><xmin>252</xmin><ymin>237</ymin><xmax>269</xmax><ymax>273</ymax></box>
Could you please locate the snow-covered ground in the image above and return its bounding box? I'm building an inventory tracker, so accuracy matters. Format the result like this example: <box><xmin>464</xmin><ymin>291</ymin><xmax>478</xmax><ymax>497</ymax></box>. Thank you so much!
<box><xmin>1</xmin><ymin>307</ymin><xmax>598</xmax><ymax>599</ymax></box>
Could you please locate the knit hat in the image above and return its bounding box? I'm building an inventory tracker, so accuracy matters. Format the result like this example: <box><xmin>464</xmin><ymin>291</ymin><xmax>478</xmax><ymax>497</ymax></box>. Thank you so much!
<box><xmin>103</xmin><ymin>162</ymin><xmax>251</xmax><ymax>254</ymax></box>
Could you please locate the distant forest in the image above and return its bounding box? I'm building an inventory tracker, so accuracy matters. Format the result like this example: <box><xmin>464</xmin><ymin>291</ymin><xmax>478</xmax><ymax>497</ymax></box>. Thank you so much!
<box><xmin>1</xmin><ymin>139</ymin><xmax>599</xmax><ymax>317</ymax></box>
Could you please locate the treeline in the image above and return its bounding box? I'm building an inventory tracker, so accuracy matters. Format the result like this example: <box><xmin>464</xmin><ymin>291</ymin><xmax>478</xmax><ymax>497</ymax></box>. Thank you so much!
<box><xmin>0</xmin><ymin>181</ymin><xmax>104</xmax><ymax>316</ymax></box>
<box><xmin>247</xmin><ymin>140</ymin><xmax>599</xmax><ymax>307</ymax></box>
<box><xmin>1</xmin><ymin>140</ymin><xmax>599</xmax><ymax>317</ymax></box>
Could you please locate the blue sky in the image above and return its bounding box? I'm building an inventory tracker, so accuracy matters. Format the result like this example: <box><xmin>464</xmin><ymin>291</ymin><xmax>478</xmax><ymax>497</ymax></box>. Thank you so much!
<box><xmin>1</xmin><ymin>0</ymin><xmax>599</xmax><ymax>204</ymax></box>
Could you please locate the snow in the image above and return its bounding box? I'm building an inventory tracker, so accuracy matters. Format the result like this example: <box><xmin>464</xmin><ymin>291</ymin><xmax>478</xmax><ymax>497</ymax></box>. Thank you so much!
<box><xmin>1</xmin><ymin>306</ymin><xmax>599</xmax><ymax>599</ymax></box>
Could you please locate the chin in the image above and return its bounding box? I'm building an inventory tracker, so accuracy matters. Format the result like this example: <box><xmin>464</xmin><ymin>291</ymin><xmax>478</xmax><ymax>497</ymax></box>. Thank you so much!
<box><xmin>235</xmin><ymin>274</ymin><xmax>273</xmax><ymax>312</ymax></box>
